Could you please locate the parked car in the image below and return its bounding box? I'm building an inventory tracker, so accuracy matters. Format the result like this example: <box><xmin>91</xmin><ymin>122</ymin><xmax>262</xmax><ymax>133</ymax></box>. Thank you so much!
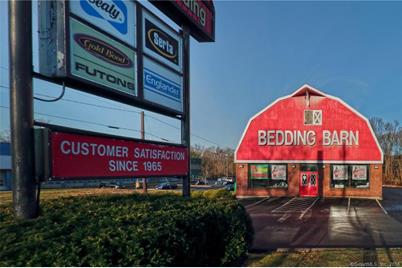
<box><xmin>224</xmin><ymin>182</ymin><xmax>235</xmax><ymax>191</ymax></box>
<box><xmin>98</xmin><ymin>182</ymin><xmax>123</xmax><ymax>189</ymax></box>
<box><xmin>154</xmin><ymin>182</ymin><xmax>178</xmax><ymax>190</ymax></box>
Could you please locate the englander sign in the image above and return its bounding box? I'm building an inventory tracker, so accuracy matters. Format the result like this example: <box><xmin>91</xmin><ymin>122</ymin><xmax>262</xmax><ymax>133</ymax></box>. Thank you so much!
<box><xmin>143</xmin><ymin>57</ymin><xmax>183</xmax><ymax>112</ymax></box>
<box><xmin>50</xmin><ymin>131</ymin><xmax>188</xmax><ymax>179</ymax></box>
<box><xmin>69</xmin><ymin>18</ymin><xmax>137</xmax><ymax>96</ymax></box>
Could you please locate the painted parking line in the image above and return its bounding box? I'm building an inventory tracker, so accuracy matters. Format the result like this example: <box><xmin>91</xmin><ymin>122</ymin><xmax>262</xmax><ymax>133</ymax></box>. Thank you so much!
<box><xmin>298</xmin><ymin>197</ymin><xmax>319</xmax><ymax>220</ymax></box>
<box><xmin>245</xmin><ymin>197</ymin><xmax>270</xmax><ymax>209</ymax></box>
<box><xmin>271</xmin><ymin>197</ymin><xmax>297</xmax><ymax>213</ymax></box>
<box><xmin>376</xmin><ymin>199</ymin><xmax>388</xmax><ymax>214</ymax></box>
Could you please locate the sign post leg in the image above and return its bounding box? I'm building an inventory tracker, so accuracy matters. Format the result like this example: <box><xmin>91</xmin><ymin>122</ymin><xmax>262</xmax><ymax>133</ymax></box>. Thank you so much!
<box><xmin>9</xmin><ymin>0</ymin><xmax>38</xmax><ymax>219</ymax></box>
<box><xmin>141</xmin><ymin>111</ymin><xmax>147</xmax><ymax>193</ymax></box>
<box><xmin>182</xmin><ymin>25</ymin><xmax>191</xmax><ymax>198</ymax></box>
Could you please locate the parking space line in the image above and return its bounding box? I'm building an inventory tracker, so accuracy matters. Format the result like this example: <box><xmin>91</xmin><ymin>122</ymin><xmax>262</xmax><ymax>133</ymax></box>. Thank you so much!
<box><xmin>245</xmin><ymin>197</ymin><xmax>270</xmax><ymax>209</ymax></box>
<box><xmin>376</xmin><ymin>199</ymin><xmax>388</xmax><ymax>215</ymax></box>
<box><xmin>272</xmin><ymin>197</ymin><xmax>296</xmax><ymax>213</ymax></box>
<box><xmin>298</xmin><ymin>197</ymin><xmax>319</xmax><ymax>220</ymax></box>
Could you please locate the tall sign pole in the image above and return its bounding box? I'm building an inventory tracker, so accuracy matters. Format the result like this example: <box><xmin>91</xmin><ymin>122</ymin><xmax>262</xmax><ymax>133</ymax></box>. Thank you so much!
<box><xmin>141</xmin><ymin>111</ymin><xmax>147</xmax><ymax>193</ymax></box>
<box><xmin>9</xmin><ymin>0</ymin><xmax>38</xmax><ymax>219</ymax></box>
<box><xmin>182</xmin><ymin>25</ymin><xmax>191</xmax><ymax>198</ymax></box>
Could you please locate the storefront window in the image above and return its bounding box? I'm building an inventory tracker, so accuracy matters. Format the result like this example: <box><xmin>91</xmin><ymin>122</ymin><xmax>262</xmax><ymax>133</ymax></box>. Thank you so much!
<box><xmin>249</xmin><ymin>164</ymin><xmax>288</xmax><ymax>188</ymax></box>
<box><xmin>331</xmin><ymin>165</ymin><xmax>349</xmax><ymax>188</ymax></box>
<box><xmin>331</xmin><ymin>164</ymin><xmax>369</xmax><ymax>188</ymax></box>
<box><xmin>351</xmin><ymin>165</ymin><xmax>369</xmax><ymax>188</ymax></box>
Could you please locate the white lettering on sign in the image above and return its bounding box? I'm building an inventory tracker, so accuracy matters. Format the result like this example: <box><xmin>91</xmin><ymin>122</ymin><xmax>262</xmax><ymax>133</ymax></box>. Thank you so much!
<box><xmin>60</xmin><ymin>140</ymin><xmax>128</xmax><ymax>157</ymax></box>
<box><xmin>133</xmin><ymin>147</ymin><xmax>185</xmax><ymax>160</ymax></box>
<box><xmin>258</xmin><ymin>130</ymin><xmax>359</xmax><ymax>146</ymax></box>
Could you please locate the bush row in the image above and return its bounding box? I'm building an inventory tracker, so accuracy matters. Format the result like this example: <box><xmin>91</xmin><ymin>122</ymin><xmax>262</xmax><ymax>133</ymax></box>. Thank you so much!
<box><xmin>0</xmin><ymin>191</ymin><xmax>253</xmax><ymax>266</ymax></box>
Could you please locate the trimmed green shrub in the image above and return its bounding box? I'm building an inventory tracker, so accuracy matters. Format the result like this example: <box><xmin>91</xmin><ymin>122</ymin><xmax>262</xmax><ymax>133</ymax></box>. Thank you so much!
<box><xmin>0</xmin><ymin>192</ymin><xmax>253</xmax><ymax>266</ymax></box>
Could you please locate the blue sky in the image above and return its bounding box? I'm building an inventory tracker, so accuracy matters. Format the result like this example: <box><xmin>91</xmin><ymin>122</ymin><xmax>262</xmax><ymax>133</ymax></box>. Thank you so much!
<box><xmin>1</xmin><ymin>1</ymin><xmax>402</xmax><ymax>149</ymax></box>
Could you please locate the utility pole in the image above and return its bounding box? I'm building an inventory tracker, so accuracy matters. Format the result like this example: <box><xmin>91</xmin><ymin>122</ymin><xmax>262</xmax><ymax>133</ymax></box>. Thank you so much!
<box><xmin>9</xmin><ymin>0</ymin><xmax>38</xmax><ymax>219</ymax></box>
<box><xmin>181</xmin><ymin>25</ymin><xmax>191</xmax><ymax>198</ymax></box>
<box><xmin>141</xmin><ymin>111</ymin><xmax>147</xmax><ymax>193</ymax></box>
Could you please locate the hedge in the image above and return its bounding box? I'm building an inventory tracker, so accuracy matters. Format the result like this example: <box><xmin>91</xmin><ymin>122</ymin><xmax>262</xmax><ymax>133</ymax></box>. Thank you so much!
<box><xmin>0</xmin><ymin>191</ymin><xmax>253</xmax><ymax>266</ymax></box>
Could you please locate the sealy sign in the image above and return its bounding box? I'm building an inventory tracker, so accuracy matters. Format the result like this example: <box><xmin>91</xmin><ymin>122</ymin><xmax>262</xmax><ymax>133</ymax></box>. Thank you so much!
<box><xmin>69</xmin><ymin>18</ymin><xmax>137</xmax><ymax>96</ymax></box>
<box><xmin>50</xmin><ymin>131</ymin><xmax>188</xmax><ymax>179</ymax></box>
<box><xmin>150</xmin><ymin>0</ymin><xmax>215</xmax><ymax>42</ymax></box>
<box><xmin>145</xmin><ymin>19</ymin><xmax>179</xmax><ymax>65</ymax></box>
<box><xmin>142</xmin><ymin>10</ymin><xmax>182</xmax><ymax>73</ymax></box>
<box><xmin>143</xmin><ymin>57</ymin><xmax>183</xmax><ymax>112</ymax></box>
<box><xmin>70</xmin><ymin>0</ymin><xmax>136</xmax><ymax>47</ymax></box>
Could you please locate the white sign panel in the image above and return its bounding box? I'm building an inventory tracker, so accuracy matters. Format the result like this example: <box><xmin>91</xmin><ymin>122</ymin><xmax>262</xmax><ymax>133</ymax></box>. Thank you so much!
<box><xmin>333</xmin><ymin>165</ymin><xmax>348</xmax><ymax>180</ymax></box>
<box><xmin>271</xmin><ymin>164</ymin><xmax>286</xmax><ymax>180</ymax></box>
<box><xmin>352</xmin><ymin>165</ymin><xmax>367</xmax><ymax>180</ymax></box>
<box><xmin>142</xmin><ymin>10</ymin><xmax>182</xmax><ymax>73</ymax></box>
<box><xmin>143</xmin><ymin>57</ymin><xmax>183</xmax><ymax>112</ymax></box>
<box><xmin>70</xmin><ymin>0</ymin><xmax>136</xmax><ymax>47</ymax></box>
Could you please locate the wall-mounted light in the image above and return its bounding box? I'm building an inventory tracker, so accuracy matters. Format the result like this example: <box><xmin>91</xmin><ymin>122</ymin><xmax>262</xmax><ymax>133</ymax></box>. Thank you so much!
<box><xmin>291</xmin><ymin>165</ymin><xmax>296</xmax><ymax>168</ymax></box>
<box><xmin>322</xmin><ymin>165</ymin><xmax>326</xmax><ymax>168</ymax></box>
<box><xmin>240</xmin><ymin>164</ymin><xmax>244</xmax><ymax>168</ymax></box>
<box><xmin>374</xmin><ymin>165</ymin><xmax>379</xmax><ymax>169</ymax></box>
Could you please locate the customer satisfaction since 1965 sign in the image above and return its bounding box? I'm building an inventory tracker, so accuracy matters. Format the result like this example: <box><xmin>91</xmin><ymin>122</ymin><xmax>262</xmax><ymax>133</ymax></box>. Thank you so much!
<box><xmin>69</xmin><ymin>16</ymin><xmax>137</xmax><ymax>96</ymax></box>
<box><xmin>50</xmin><ymin>131</ymin><xmax>188</xmax><ymax>179</ymax></box>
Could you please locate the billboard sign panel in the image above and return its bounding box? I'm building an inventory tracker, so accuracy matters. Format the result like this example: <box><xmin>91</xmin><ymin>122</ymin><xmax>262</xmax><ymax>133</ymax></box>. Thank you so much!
<box><xmin>143</xmin><ymin>57</ymin><xmax>183</xmax><ymax>112</ymax></box>
<box><xmin>69</xmin><ymin>0</ymin><xmax>136</xmax><ymax>47</ymax></box>
<box><xmin>69</xmin><ymin>17</ymin><xmax>137</xmax><ymax>96</ymax></box>
<box><xmin>50</xmin><ymin>131</ymin><xmax>188</xmax><ymax>179</ymax></box>
<box><xmin>149</xmin><ymin>0</ymin><xmax>215</xmax><ymax>42</ymax></box>
<box><xmin>143</xmin><ymin>10</ymin><xmax>182</xmax><ymax>73</ymax></box>
<box><xmin>250</xmin><ymin>164</ymin><xmax>269</xmax><ymax>180</ymax></box>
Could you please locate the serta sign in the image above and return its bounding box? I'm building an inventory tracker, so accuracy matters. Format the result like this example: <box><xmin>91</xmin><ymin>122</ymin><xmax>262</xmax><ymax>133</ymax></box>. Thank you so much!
<box><xmin>70</xmin><ymin>0</ymin><xmax>136</xmax><ymax>47</ymax></box>
<box><xmin>145</xmin><ymin>19</ymin><xmax>179</xmax><ymax>65</ymax></box>
<box><xmin>143</xmin><ymin>57</ymin><xmax>183</xmax><ymax>112</ymax></box>
<box><xmin>69</xmin><ymin>18</ymin><xmax>137</xmax><ymax>96</ymax></box>
<box><xmin>142</xmin><ymin>10</ymin><xmax>182</xmax><ymax>73</ymax></box>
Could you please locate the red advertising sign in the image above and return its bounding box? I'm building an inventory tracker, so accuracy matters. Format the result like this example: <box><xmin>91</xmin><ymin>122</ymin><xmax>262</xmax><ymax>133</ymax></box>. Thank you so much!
<box><xmin>50</xmin><ymin>131</ymin><xmax>188</xmax><ymax>179</ymax></box>
<box><xmin>235</xmin><ymin>85</ymin><xmax>383</xmax><ymax>163</ymax></box>
<box><xmin>150</xmin><ymin>0</ymin><xmax>215</xmax><ymax>42</ymax></box>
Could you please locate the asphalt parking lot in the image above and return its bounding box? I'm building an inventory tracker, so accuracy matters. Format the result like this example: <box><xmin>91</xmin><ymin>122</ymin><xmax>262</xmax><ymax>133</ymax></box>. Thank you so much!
<box><xmin>244</xmin><ymin>187</ymin><xmax>402</xmax><ymax>250</ymax></box>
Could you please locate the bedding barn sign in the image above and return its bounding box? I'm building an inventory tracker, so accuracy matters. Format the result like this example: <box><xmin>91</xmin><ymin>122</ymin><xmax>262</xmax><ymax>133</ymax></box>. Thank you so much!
<box><xmin>235</xmin><ymin>85</ymin><xmax>383</xmax><ymax>163</ymax></box>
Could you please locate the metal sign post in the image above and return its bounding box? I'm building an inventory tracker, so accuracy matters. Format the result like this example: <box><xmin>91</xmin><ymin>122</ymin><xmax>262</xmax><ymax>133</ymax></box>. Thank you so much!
<box><xmin>9</xmin><ymin>0</ymin><xmax>38</xmax><ymax>219</ymax></box>
<box><xmin>181</xmin><ymin>25</ymin><xmax>191</xmax><ymax>198</ymax></box>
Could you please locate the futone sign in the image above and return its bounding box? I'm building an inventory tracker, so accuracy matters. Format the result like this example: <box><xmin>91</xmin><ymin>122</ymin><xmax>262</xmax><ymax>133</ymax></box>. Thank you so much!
<box><xmin>150</xmin><ymin>0</ymin><xmax>215</xmax><ymax>42</ymax></box>
<box><xmin>142</xmin><ymin>10</ymin><xmax>183</xmax><ymax>73</ymax></box>
<box><xmin>143</xmin><ymin>57</ymin><xmax>183</xmax><ymax>112</ymax></box>
<box><xmin>50</xmin><ymin>131</ymin><xmax>188</xmax><ymax>179</ymax></box>
<box><xmin>69</xmin><ymin>0</ymin><xmax>136</xmax><ymax>47</ymax></box>
<box><xmin>69</xmin><ymin>17</ymin><xmax>137</xmax><ymax>96</ymax></box>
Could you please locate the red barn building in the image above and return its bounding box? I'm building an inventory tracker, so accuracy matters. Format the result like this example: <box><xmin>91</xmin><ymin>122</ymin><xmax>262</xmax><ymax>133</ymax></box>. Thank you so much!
<box><xmin>235</xmin><ymin>84</ymin><xmax>383</xmax><ymax>199</ymax></box>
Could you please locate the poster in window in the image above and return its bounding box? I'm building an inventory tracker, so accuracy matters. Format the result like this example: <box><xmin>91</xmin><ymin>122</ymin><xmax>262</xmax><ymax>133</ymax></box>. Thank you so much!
<box><xmin>250</xmin><ymin>164</ymin><xmax>269</xmax><ymax>180</ymax></box>
<box><xmin>352</xmin><ymin>165</ymin><xmax>367</xmax><ymax>180</ymax></box>
<box><xmin>333</xmin><ymin>165</ymin><xmax>348</xmax><ymax>180</ymax></box>
<box><xmin>271</xmin><ymin>165</ymin><xmax>286</xmax><ymax>180</ymax></box>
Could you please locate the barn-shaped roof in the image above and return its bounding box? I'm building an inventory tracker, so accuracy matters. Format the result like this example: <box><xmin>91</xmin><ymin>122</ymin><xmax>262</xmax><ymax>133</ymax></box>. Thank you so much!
<box><xmin>235</xmin><ymin>84</ymin><xmax>383</xmax><ymax>163</ymax></box>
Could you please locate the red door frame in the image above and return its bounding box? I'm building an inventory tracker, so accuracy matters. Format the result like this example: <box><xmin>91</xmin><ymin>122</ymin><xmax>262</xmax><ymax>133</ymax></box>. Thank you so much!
<box><xmin>299</xmin><ymin>171</ymin><xmax>319</xmax><ymax>197</ymax></box>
